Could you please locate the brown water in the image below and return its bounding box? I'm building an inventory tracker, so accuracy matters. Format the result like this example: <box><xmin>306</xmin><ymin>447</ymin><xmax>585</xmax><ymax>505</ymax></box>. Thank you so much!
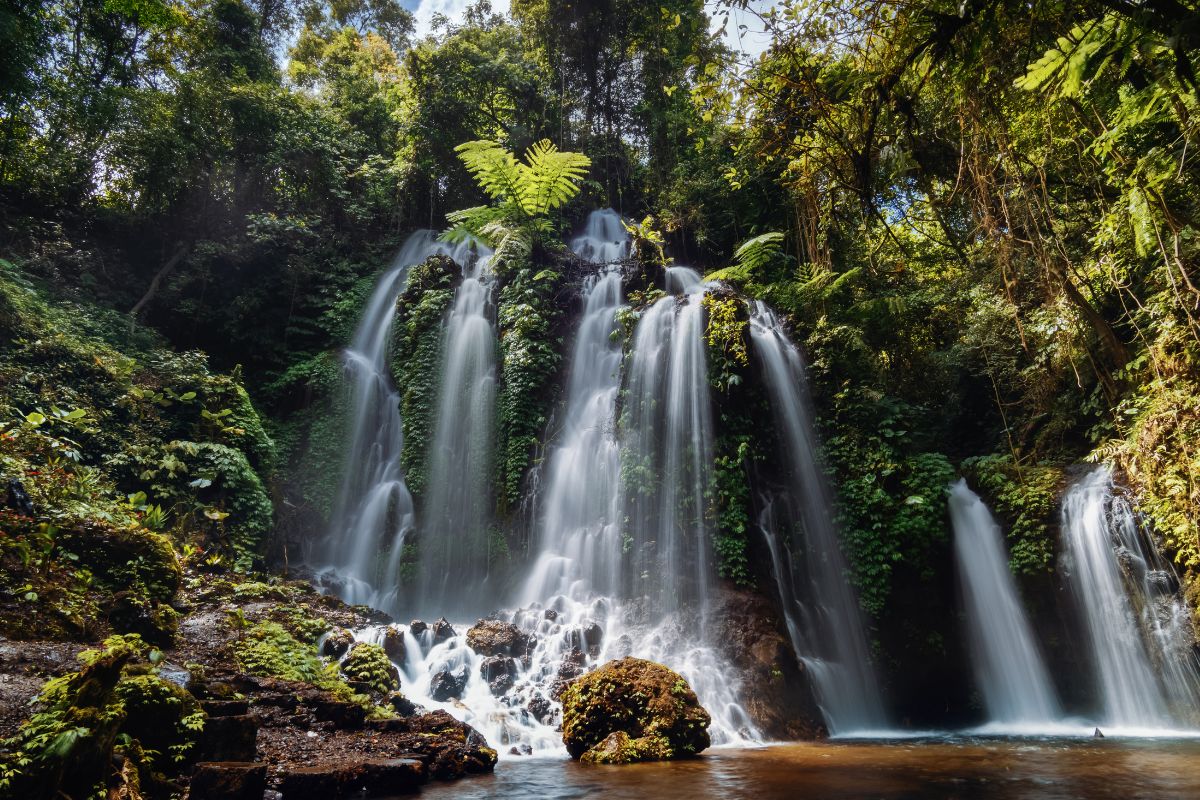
<box><xmin>420</xmin><ymin>739</ymin><xmax>1200</xmax><ymax>799</ymax></box>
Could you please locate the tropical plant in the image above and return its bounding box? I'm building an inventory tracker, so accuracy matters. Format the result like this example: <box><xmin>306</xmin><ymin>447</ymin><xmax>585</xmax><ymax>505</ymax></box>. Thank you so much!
<box><xmin>443</xmin><ymin>138</ymin><xmax>591</xmax><ymax>266</ymax></box>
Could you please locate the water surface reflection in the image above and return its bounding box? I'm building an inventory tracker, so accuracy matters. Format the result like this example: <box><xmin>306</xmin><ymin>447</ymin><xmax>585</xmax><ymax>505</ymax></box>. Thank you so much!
<box><xmin>420</xmin><ymin>739</ymin><xmax>1200</xmax><ymax>799</ymax></box>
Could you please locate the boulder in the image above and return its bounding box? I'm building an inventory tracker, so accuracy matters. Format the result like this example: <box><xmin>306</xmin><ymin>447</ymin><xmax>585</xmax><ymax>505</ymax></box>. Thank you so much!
<box><xmin>382</xmin><ymin>625</ymin><xmax>407</xmax><ymax>663</ymax></box>
<box><xmin>4</xmin><ymin>478</ymin><xmax>34</xmax><ymax>516</ymax></box>
<box><xmin>321</xmin><ymin>628</ymin><xmax>355</xmax><ymax>658</ymax></box>
<box><xmin>429</xmin><ymin>664</ymin><xmax>468</xmax><ymax>701</ymax></box>
<box><xmin>196</xmin><ymin>714</ymin><xmax>259</xmax><ymax>762</ymax></box>
<box><xmin>466</xmin><ymin>619</ymin><xmax>531</xmax><ymax>657</ymax></box>
<box><xmin>479</xmin><ymin>656</ymin><xmax>517</xmax><ymax>696</ymax></box>
<box><xmin>189</xmin><ymin>762</ymin><xmax>267</xmax><ymax>800</ymax></box>
<box><xmin>560</xmin><ymin>657</ymin><xmax>710</xmax><ymax>764</ymax></box>
<box><xmin>431</xmin><ymin>617</ymin><xmax>456</xmax><ymax>644</ymax></box>
<box><xmin>409</xmin><ymin>620</ymin><xmax>428</xmax><ymax>637</ymax></box>
<box><xmin>277</xmin><ymin>758</ymin><xmax>425</xmax><ymax>799</ymax></box>
<box><xmin>340</xmin><ymin>642</ymin><xmax>399</xmax><ymax>696</ymax></box>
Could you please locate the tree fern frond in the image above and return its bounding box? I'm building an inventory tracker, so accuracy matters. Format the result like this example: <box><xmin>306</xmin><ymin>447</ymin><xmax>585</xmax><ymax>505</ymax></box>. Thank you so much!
<box><xmin>733</xmin><ymin>231</ymin><xmax>785</xmax><ymax>276</ymax></box>
<box><xmin>454</xmin><ymin>140</ymin><xmax>525</xmax><ymax>206</ymax></box>
<box><xmin>518</xmin><ymin>139</ymin><xmax>591</xmax><ymax>215</ymax></box>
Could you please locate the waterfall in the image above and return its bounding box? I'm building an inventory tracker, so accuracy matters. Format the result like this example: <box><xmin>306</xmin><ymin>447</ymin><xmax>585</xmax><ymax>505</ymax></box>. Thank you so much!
<box><xmin>747</xmin><ymin>302</ymin><xmax>889</xmax><ymax>735</ymax></box>
<box><xmin>1061</xmin><ymin>468</ymin><xmax>1200</xmax><ymax>730</ymax></box>
<box><xmin>521</xmin><ymin>266</ymin><xmax>624</xmax><ymax>603</ymax></box>
<box><xmin>417</xmin><ymin>247</ymin><xmax>498</xmax><ymax>616</ymax></box>
<box><xmin>948</xmin><ymin>480</ymin><xmax>1062</xmax><ymax>728</ymax></box>
<box><xmin>569</xmin><ymin>208</ymin><xmax>629</xmax><ymax>264</ymax></box>
<box><xmin>321</xmin><ymin>231</ymin><xmax>484</xmax><ymax>612</ymax></box>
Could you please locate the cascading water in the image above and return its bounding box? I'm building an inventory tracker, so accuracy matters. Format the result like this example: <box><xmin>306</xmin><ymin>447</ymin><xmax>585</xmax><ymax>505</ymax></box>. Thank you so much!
<box><xmin>747</xmin><ymin>302</ymin><xmax>889</xmax><ymax>735</ymax></box>
<box><xmin>521</xmin><ymin>265</ymin><xmax>624</xmax><ymax>603</ymax></box>
<box><xmin>1061</xmin><ymin>468</ymin><xmax>1200</xmax><ymax>731</ymax></box>
<box><xmin>320</xmin><ymin>231</ymin><xmax>483</xmax><ymax>612</ymax></box>
<box><xmin>948</xmin><ymin>480</ymin><xmax>1062</xmax><ymax>729</ymax></box>
<box><xmin>417</xmin><ymin>248</ymin><xmax>498</xmax><ymax>616</ymax></box>
<box><xmin>569</xmin><ymin>207</ymin><xmax>629</xmax><ymax>264</ymax></box>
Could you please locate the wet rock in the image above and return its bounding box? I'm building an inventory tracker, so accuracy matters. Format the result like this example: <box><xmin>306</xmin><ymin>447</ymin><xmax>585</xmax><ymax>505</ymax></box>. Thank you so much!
<box><xmin>429</xmin><ymin>664</ymin><xmax>468</xmax><ymax>701</ymax></box>
<box><xmin>509</xmin><ymin>743</ymin><xmax>533</xmax><ymax>756</ymax></box>
<box><xmin>312</xmin><ymin>699</ymin><xmax>367</xmax><ymax>729</ymax></box>
<box><xmin>582</xmin><ymin>622</ymin><xmax>604</xmax><ymax>655</ymax></box>
<box><xmin>189</xmin><ymin>761</ymin><xmax>267</xmax><ymax>800</ymax></box>
<box><xmin>526</xmin><ymin>693</ymin><xmax>553</xmax><ymax>724</ymax></box>
<box><xmin>197</xmin><ymin>715</ymin><xmax>259</xmax><ymax>762</ymax></box>
<box><xmin>561</xmin><ymin>657</ymin><xmax>711</xmax><ymax>764</ymax></box>
<box><xmin>388</xmin><ymin>692</ymin><xmax>421</xmax><ymax>716</ymax></box>
<box><xmin>382</xmin><ymin>625</ymin><xmax>407</xmax><ymax>664</ymax></box>
<box><xmin>108</xmin><ymin>590</ymin><xmax>179</xmax><ymax>647</ymax></box>
<box><xmin>431</xmin><ymin>617</ymin><xmax>456</xmax><ymax>644</ymax></box>
<box><xmin>4</xmin><ymin>478</ymin><xmax>34</xmax><ymax>516</ymax></box>
<box><xmin>466</xmin><ymin>619</ymin><xmax>531</xmax><ymax>657</ymax></box>
<box><xmin>277</xmin><ymin>758</ymin><xmax>425</xmax><ymax>799</ymax></box>
<box><xmin>321</xmin><ymin>627</ymin><xmax>355</xmax><ymax>658</ymax></box>
<box><xmin>479</xmin><ymin>656</ymin><xmax>517</xmax><ymax>696</ymax></box>
<box><xmin>410</xmin><ymin>619</ymin><xmax>428</xmax><ymax>637</ymax></box>
<box><xmin>201</xmin><ymin>698</ymin><xmax>249</xmax><ymax>717</ymax></box>
<box><xmin>544</xmin><ymin>609</ymin><xmax>558</xmax><ymax>622</ymax></box>
<box><xmin>340</xmin><ymin>642</ymin><xmax>399</xmax><ymax>695</ymax></box>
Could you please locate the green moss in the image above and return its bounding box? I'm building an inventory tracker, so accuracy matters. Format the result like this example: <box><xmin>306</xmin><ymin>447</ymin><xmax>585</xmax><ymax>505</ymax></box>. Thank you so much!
<box><xmin>0</xmin><ymin>635</ymin><xmax>202</xmax><ymax>800</ymax></box>
<box><xmin>964</xmin><ymin>454</ymin><xmax>1063</xmax><ymax>575</ymax></box>
<box><xmin>394</xmin><ymin>255</ymin><xmax>457</xmax><ymax>498</ymax></box>
<box><xmin>231</xmin><ymin>620</ymin><xmax>358</xmax><ymax>702</ymax></box>
<box><xmin>495</xmin><ymin>258</ymin><xmax>567</xmax><ymax>511</ymax></box>
<box><xmin>340</xmin><ymin>642</ymin><xmax>399</xmax><ymax>695</ymax></box>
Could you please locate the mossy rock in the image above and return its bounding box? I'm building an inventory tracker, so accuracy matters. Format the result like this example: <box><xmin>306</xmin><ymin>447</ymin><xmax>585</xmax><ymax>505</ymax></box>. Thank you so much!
<box><xmin>57</xmin><ymin>521</ymin><xmax>182</xmax><ymax>603</ymax></box>
<box><xmin>340</xmin><ymin>642</ymin><xmax>399</xmax><ymax>696</ymax></box>
<box><xmin>560</xmin><ymin>657</ymin><xmax>711</xmax><ymax>764</ymax></box>
<box><xmin>114</xmin><ymin>673</ymin><xmax>206</xmax><ymax>774</ymax></box>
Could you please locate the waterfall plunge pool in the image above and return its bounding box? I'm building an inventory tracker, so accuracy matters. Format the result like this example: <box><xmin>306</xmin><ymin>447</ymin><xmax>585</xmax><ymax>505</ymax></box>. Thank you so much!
<box><xmin>418</xmin><ymin>738</ymin><xmax>1200</xmax><ymax>799</ymax></box>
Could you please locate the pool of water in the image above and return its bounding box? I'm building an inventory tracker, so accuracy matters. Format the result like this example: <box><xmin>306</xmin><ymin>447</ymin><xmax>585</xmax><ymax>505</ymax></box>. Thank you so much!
<box><xmin>419</xmin><ymin>738</ymin><xmax>1200</xmax><ymax>799</ymax></box>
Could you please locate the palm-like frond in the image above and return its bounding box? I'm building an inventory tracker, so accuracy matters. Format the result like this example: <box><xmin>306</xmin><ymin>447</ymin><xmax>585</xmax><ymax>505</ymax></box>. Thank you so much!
<box><xmin>443</xmin><ymin>204</ymin><xmax>512</xmax><ymax>245</ymax></box>
<box><xmin>734</xmin><ymin>231</ymin><xmax>785</xmax><ymax>274</ymax></box>
<box><xmin>454</xmin><ymin>140</ymin><xmax>525</xmax><ymax>204</ymax></box>
<box><xmin>518</xmin><ymin>139</ymin><xmax>591</xmax><ymax>215</ymax></box>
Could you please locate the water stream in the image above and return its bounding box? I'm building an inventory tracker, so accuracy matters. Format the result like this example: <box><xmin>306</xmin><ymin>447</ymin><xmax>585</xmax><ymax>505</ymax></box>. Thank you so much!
<box><xmin>1060</xmin><ymin>468</ymin><xmax>1200</xmax><ymax>731</ymax></box>
<box><xmin>748</xmin><ymin>302</ymin><xmax>889</xmax><ymax>735</ymax></box>
<box><xmin>319</xmin><ymin>231</ymin><xmax>484</xmax><ymax>613</ymax></box>
<box><xmin>948</xmin><ymin>479</ymin><xmax>1062</xmax><ymax>730</ymax></box>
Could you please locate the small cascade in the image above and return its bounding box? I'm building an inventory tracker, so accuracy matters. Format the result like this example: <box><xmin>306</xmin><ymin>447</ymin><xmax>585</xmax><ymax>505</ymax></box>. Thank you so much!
<box><xmin>1061</xmin><ymin>468</ymin><xmax>1200</xmax><ymax>730</ymax></box>
<box><xmin>521</xmin><ymin>265</ymin><xmax>624</xmax><ymax>603</ymax></box>
<box><xmin>569</xmin><ymin>208</ymin><xmax>630</xmax><ymax>264</ymax></box>
<box><xmin>622</xmin><ymin>267</ymin><xmax>715</xmax><ymax>612</ymax></box>
<box><xmin>747</xmin><ymin>302</ymin><xmax>888</xmax><ymax>735</ymax></box>
<box><xmin>417</xmin><ymin>247</ymin><xmax>498</xmax><ymax>616</ymax></box>
<box><xmin>320</xmin><ymin>232</ymin><xmax>482</xmax><ymax>612</ymax></box>
<box><xmin>948</xmin><ymin>480</ymin><xmax>1062</xmax><ymax>728</ymax></box>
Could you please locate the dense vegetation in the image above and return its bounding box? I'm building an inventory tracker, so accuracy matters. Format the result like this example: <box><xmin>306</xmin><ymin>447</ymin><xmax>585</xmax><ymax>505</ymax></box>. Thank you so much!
<box><xmin>3</xmin><ymin>0</ymin><xmax>1200</xmax><ymax>788</ymax></box>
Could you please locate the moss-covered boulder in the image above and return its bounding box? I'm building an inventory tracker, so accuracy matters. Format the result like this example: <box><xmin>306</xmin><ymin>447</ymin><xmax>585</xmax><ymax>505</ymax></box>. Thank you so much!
<box><xmin>340</xmin><ymin>642</ymin><xmax>399</xmax><ymax>696</ymax></box>
<box><xmin>560</xmin><ymin>657</ymin><xmax>711</xmax><ymax>764</ymax></box>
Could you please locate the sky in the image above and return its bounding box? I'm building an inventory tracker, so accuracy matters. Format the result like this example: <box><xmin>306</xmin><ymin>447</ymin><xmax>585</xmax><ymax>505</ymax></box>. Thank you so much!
<box><xmin>400</xmin><ymin>0</ymin><xmax>774</xmax><ymax>60</ymax></box>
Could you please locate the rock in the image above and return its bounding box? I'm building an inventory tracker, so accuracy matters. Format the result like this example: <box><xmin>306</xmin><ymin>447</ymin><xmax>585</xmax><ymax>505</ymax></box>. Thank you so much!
<box><xmin>277</xmin><ymin>760</ymin><xmax>426</xmax><ymax>798</ymax></box>
<box><xmin>197</xmin><ymin>715</ymin><xmax>259</xmax><ymax>762</ymax></box>
<box><xmin>466</xmin><ymin>619</ymin><xmax>531</xmax><ymax>657</ymax></box>
<box><xmin>544</xmin><ymin>609</ymin><xmax>558</xmax><ymax>622</ymax></box>
<box><xmin>479</xmin><ymin>656</ymin><xmax>517</xmax><ymax>696</ymax></box>
<box><xmin>311</xmin><ymin>698</ymin><xmax>367</xmax><ymax>729</ymax></box>
<box><xmin>321</xmin><ymin>628</ymin><xmax>354</xmax><ymax>658</ymax></box>
<box><xmin>410</xmin><ymin>619</ymin><xmax>428</xmax><ymax>637</ymax></box>
<box><xmin>526</xmin><ymin>693</ymin><xmax>553</xmax><ymax>724</ymax></box>
<box><xmin>388</xmin><ymin>691</ymin><xmax>420</xmax><ymax>716</ymax></box>
<box><xmin>201</xmin><ymin>699</ymin><xmax>249</xmax><ymax>717</ymax></box>
<box><xmin>429</xmin><ymin>664</ymin><xmax>468</xmax><ymax>701</ymax></box>
<box><xmin>508</xmin><ymin>743</ymin><xmax>533</xmax><ymax>756</ymax></box>
<box><xmin>189</xmin><ymin>761</ymin><xmax>268</xmax><ymax>800</ymax></box>
<box><xmin>4</xmin><ymin>478</ymin><xmax>34</xmax><ymax>516</ymax></box>
<box><xmin>1094</xmin><ymin>727</ymin><xmax>1105</xmax><ymax>738</ymax></box>
<box><xmin>340</xmin><ymin>642</ymin><xmax>399</xmax><ymax>695</ymax></box>
<box><xmin>431</xmin><ymin>617</ymin><xmax>456</xmax><ymax>644</ymax></box>
<box><xmin>560</xmin><ymin>657</ymin><xmax>711</xmax><ymax>764</ymax></box>
<box><xmin>108</xmin><ymin>591</ymin><xmax>179</xmax><ymax>647</ymax></box>
<box><xmin>382</xmin><ymin>625</ymin><xmax>407</xmax><ymax>664</ymax></box>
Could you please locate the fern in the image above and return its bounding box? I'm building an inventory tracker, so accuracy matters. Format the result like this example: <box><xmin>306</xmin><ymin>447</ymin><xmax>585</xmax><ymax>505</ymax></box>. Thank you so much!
<box><xmin>705</xmin><ymin>231</ymin><xmax>784</xmax><ymax>284</ymax></box>
<box><xmin>443</xmin><ymin>139</ymin><xmax>590</xmax><ymax>268</ymax></box>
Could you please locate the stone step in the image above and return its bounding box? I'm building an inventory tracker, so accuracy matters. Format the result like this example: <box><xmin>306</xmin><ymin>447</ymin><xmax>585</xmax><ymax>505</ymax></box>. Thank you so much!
<box><xmin>278</xmin><ymin>758</ymin><xmax>426</xmax><ymax>798</ymax></box>
<box><xmin>190</xmin><ymin>761</ymin><xmax>267</xmax><ymax>800</ymax></box>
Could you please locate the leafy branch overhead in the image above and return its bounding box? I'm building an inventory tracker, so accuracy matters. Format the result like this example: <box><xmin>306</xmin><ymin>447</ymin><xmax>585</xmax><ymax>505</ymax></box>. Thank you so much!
<box><xmin>443</xmin><ymin>139</ymin><xmax>591</xmax><ymax>265</ymax></box>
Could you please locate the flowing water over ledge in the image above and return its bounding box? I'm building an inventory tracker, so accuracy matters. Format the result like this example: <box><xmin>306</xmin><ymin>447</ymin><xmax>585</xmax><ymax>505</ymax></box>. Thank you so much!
<box><xmin>418</xmin><ymin>739</ymin><xmax>1200</xmax><ymax>800</ymax></box>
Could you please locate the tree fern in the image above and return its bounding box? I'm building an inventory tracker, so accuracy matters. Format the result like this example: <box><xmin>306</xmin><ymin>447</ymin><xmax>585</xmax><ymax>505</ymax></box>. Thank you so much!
<box><xmin>444</xmin><ymin>138</ymin><xmax>590</xmax><ymax>268</ymax></box>
<box><xmin>705</xmin><ymin>231</ymin><xmax>785</xmax><ymax>283</ymax></box>
<box><xmin>518</xmin><ymin>139</ymin><xmax>591</xmax><ymax>215</ymax></box>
